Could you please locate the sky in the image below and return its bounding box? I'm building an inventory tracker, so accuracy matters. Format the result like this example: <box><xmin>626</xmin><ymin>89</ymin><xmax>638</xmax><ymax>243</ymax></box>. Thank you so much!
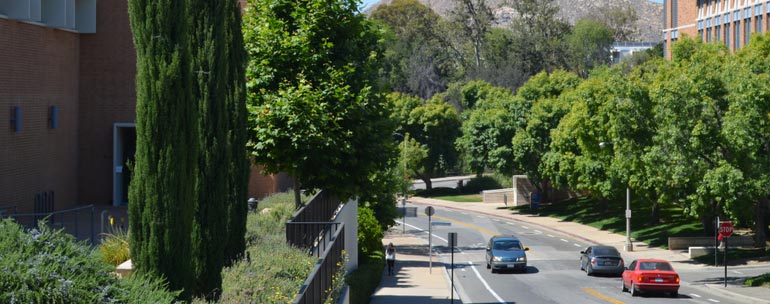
<box><xmin>361</xmin><ymin>0</ymin><xmax>664</xmax><ymax>12</ymax></box>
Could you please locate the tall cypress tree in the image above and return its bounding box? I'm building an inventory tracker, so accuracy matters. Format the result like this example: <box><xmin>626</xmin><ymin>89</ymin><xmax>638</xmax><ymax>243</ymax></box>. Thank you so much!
<box><xmin>221</xmin><ymin>0</ymin><xmax>249</xmax><ymax>265</ymax></box>
<box><xmin>187</xmin><ymin>0</ymin><xmax>248</xmax><ymax>298</ymax></box>
<box><xmin>127</xmin><ymin>0</ymin><xmax>197</xmax><ymax>298</ymax></box>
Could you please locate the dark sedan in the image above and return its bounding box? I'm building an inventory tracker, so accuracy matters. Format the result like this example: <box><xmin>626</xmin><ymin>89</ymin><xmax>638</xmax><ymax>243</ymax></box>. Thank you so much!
<box><xmin>579</xmin><ymin>245</ymin><xmax>624</xmax><ymax>276</ymax></box>
<box><xmin>486</xmin><ymin>235</ymin><xmax>529</xmax><ymax>273</ymax></box>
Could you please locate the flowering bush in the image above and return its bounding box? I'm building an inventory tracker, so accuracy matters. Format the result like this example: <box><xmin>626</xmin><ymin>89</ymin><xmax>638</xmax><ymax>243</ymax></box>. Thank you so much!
<box><xmin>0</xmin><ymin>218</ymin><xmax>179</xmax><ymax>303</ymax></box>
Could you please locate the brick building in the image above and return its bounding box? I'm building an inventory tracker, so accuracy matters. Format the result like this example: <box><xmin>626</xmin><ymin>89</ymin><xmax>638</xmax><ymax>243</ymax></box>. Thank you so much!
<box><xmin>663</xmin><ymin>0</ymin><xmax>770</xmax><ymax>58</ymax></box>
<box><xmin>1</xmin><ymin>1</ymin><xmax>290</xmax><ymax>214</ymax></box>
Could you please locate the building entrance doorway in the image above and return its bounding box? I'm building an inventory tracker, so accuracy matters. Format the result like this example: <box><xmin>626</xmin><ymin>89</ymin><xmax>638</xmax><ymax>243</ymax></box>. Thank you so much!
<box><xmin>113</xmin><ymin>123</ymin><xmax>136</xmax><ymax>206</ymax></box>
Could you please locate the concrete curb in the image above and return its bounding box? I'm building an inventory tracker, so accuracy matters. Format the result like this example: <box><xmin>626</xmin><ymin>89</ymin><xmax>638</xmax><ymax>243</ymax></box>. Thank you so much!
<box><xmin>702</xmin><ymin>284</ymin><xmax>770</xmax><ymax>304</ymax></box>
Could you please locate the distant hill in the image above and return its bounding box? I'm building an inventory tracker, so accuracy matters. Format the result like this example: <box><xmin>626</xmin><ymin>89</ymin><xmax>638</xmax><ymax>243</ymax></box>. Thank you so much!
<box><xmin>365</xmin><ymin>0</ymin><xmax>663</xmax><ymax>42</ymax></box>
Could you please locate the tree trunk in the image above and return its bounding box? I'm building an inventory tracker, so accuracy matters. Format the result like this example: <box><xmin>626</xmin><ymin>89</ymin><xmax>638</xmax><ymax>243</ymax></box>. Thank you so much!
<box><xmin>649</xmin><ymin>202</ymin><xmax>660</xmax><ymax>225</ymax></box>
<box><xmin>423</xmin><ymin>176</ymin><xmax>433</xmax><ymax>190</ymax></box>
<box><xmin>293</xmin><ymin>177</ymin><xmax>302</xmax><ymax>210</ymax></box>
<box><xmin>754</xmin><ymin>197</ymin><xmax>769</xmax><ymax>248</ymax></box>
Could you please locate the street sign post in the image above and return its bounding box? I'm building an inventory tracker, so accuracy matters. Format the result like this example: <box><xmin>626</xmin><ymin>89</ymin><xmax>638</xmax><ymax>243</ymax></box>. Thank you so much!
<box><xmin>719</xmin><ymin>221</ymin><xmax>733</xmax><ymax>287</ymax></box>
<box><xmin>448</xmin><ymin>232</ymin><xmax>457</xmax><ymax>303</ymax></box>
<box><xmin>425</xmin><ymin>206</ymin><xmax>435</xmax><ymax>272</ymax></box>
<box><xmin>719</xmin><ymin>221</ymin><xmax>734</xmax><ymax>237</ymax></box>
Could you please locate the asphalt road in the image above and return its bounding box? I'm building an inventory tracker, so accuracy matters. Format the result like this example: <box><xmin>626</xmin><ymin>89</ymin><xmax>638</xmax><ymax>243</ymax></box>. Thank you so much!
<box><xmin>399</xmin><ymin>202</ymin><xmax>766</xmax><ymax>304</ymax></box>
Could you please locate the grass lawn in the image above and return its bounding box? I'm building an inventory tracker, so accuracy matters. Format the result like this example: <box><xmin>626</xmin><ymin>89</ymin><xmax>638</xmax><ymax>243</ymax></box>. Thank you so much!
<box><xmin>433</xmin><ymin>194</ymin><xmax>483</xmax><ymax>203</ymax></box>
<box><xmin>692</xmin><ymin>247</ymin><xmax>770</xmax><ymax>266</ymax></box>
<box><xmin>511</xmin><ymin>196</ymin><xmax>705</xmax><ymax>249</ymax></box>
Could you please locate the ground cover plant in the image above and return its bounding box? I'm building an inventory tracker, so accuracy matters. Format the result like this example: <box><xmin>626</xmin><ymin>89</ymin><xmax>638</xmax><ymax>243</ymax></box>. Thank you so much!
<box><xmin>0</xmin><ymin>218</ymin><xmax>178</xmax><ymax>303</ymax></box>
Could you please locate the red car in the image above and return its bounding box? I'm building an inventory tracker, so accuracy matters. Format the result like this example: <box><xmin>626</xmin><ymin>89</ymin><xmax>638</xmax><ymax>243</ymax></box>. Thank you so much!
<box><xmin>621</xmin><ymin>259</ymin><xmax>680</xmax><ymax>297</ymax></box>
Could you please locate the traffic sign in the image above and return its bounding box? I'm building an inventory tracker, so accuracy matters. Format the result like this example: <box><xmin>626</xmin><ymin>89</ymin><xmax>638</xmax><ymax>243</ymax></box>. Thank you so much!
<box><xmin>719</xmin><ymin>221</ymin><xmax>733</xmax><ymax>237</ymax></box>
<box><xmin>425</xmin><ymin>206</ymin><xmax>435</xmax><ymax>217</ymax></box>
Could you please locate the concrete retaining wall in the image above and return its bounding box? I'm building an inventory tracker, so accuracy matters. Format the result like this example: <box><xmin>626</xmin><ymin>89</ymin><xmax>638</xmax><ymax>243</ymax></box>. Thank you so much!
<box><xmin>669</xmin><ymin>236</ymin><xmax>755</xmax><ymax>250</ymax></box>
<box><xmin>482</xmin><ymin>188</ymin><xmax>516</xmax><ymax>205</ymax></box>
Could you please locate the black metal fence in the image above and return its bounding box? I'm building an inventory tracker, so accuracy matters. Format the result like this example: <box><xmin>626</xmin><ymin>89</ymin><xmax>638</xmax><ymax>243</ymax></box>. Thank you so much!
<box><xmin>292</xmin><ymin>223</ymin><xmax>345</xmax><ymax>304</ymax></box>
<box><xmin>290</xmin><ymin>190</ymin><xmax>341</xmax><ymax>223</ymax></box>
<box><xmin>5</xmin><ymin>205</ymin><xmax>96</xmax><ymax>246</ymax></box>
<box><xmin>286</xmin><ymin>222</ymin><xmax>341</xmax><ymax>257</ymax></box>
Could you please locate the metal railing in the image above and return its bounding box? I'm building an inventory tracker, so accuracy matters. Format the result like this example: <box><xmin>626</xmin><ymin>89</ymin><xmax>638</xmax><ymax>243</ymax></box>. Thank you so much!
<box><xmin>286</xmin><ymin>222</ymin><xmax>341</xmax><ymax>257</ymax></box>
<box><xmin>292</xmin><ymin>223</ymin><xmax>345</xmax><ymax>304</ymax></box>
<box><xmin>8</xmin><ymin>205</ymin><xmax>96</xmax><ymax>246</ymax></box>
<box><xmin>290</xmin><ymin>190</ymin><xmax>341</xmax><ymax>223</ymax></box>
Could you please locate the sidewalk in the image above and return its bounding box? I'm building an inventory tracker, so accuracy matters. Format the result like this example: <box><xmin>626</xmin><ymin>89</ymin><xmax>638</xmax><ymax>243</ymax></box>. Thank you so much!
<box><xmin>369</xmin><ymin>231</ymin><xmax>453</xmax><ymax>304</ymax></box>
<box><xmin>369</xmin><ymin>196</ymin><xmax>770</xmax><ymax>304</ymax></box>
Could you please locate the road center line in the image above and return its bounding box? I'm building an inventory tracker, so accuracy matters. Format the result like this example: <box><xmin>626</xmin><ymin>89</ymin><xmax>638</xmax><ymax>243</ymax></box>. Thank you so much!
<box><xmin>581</xmin><ymin>287</ymin><xmax>625</xmax><ymax>304</ymax></box>
<box><xmin>433</xmin><ymin>215</ymin><xmax>498</xmax><ymax>236</ymax></box>
<box><xmin>401</xmin><ymin>221</ymin><xmax>448</xmax><ymax>242</ymax></box>
<box><xmin>469</xmin><ymin>261</ymin><xmax>506</xmax><ymax>304</ymax></box>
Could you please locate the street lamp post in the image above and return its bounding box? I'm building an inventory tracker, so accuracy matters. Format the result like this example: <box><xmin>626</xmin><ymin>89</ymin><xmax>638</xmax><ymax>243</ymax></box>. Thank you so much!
<box><xmin>394</xmin><ymin>132</ymin><xmax>408</xmax><ymax>234</ymax></box>
<box><xmin>599</xmin><ymin>141</ymin><xmax>633</xmax><ymax>252</ymax></box>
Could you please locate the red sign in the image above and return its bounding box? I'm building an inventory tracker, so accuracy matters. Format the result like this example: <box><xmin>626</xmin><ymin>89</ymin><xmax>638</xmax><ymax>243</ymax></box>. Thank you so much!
<box><xmin>719</xmin><ymin>221</ymin><xmax>733</xmax><ymax>237</ymax></box>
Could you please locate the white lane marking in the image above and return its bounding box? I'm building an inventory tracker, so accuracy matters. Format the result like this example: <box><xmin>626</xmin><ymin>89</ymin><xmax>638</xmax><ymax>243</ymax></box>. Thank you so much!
<box><xmin>507</xmin><ymin>222</ymin><xmax>515</xmax><ymax>225</ymax></box>
<box><xmin>708</xmin><ymin>299</ymin><xmax>720</xmax><ymax>303</ymax></box>
<box><xmin>547</xmin><ymin>234</ymin><xmax>555</xmax><ymax>238</ymax></box>
<box><xmin>521</xmin><ymin>226</ymin><xmax>529</xmax><ymax>229</ymax></box>
<box><xmin>534</xmin><ymin>230</ymin><xmax>542</xmax><ymax>234</ymax></box>
<box><xmin>561</xmin><ymin>239</ymin><xmax>569</xmax><ymax>243</ymax></box>
<box><xmin>468</xmin><ymin>261</ymin><xmax>506</xmax><ymax>304</ymax></box>
<box><xmin>462</xmin><ymin>212</ymin><xmax>468</xmax><ymax>215</ymax></box>
<box><xmin>732</xmin><ymin>270</ymin><xmax>743</xmax><ymax>275</ymax></box>
<box><xmin>689</xmin><ymin>293</ymin><xmax>701</xmax><ymax>298</ymax></box>
<box><xmin>401</xmin><ymin>221</ymin><xmax>448</xmax><ymax>242</ymax></box>
<box><xmin>574</xmin><ymin>243</ymin><xmax>582</xmax><ymax>247</ymax></box>
<box><xmin>477</xmin><ymin>215</ymin><xmax>485</xmax><ymax>218</ymax></box>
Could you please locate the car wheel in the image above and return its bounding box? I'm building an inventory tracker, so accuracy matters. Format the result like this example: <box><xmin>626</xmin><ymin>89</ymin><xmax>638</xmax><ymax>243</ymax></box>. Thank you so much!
<box><xmin>486</xmin><ymin>261</ymin><xmax>491</xmax><ymax>269</ymax></box>
<box><xmin>630</xmin><ymin>282</ymin><xmax>638</xmax><ymax>297</ymax></box>
<box><xmin>580</xmin><ymin>258</ymin><xmax>584</xmax><ymax>271</ymax></box>
<box><xmin>491</xmin><ymin>268</ymin><xmax>496</xmax><ymax>274</ymax></box>
<box><xmin>670</xmin><ymin>291</ymin><xmax>678</xmax><ymax>298</ymax></box>
<box><xmin>621</xmin><ymin>279</ymin><xmax>628</xmax><ymax>292</ymax></box>
<box><xmin>586</xmin><ymin>264</ymin><xmax>593</xmax><ymax>276</ymax></box>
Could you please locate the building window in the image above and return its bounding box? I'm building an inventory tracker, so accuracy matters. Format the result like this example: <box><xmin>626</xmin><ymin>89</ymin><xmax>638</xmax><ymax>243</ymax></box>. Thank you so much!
<box><xmin>746</xmin><ymin>18</ymin><xmax>751</xmax><ymax>46</ymax></box>
<box><xmin>759</xmin><ymin>15</ymin><xmax>764</xmax><ymax>33</ymax></box>
<box><xmin>735</xmin><ymin>21</ymin><xmax>740</xmax><ymax>49</ymax></box>
<box><xmin>707</xmin><ymin>27</ymin><xmax>712</xmax><ymax>42</ymax></box>
<box><xmin>715</xmin><ymin>25</ymin><xmax>721</xmax><ymax>41</ymax></box>
<box><xmin>725</xmin><ymin>23</ymin><xmax>730</xmax><ymax>48</ymax></box>
<box><xmin>672</xmin><ymin>0</ymin><xmax>678</xmax><ymax>27</ymax></box>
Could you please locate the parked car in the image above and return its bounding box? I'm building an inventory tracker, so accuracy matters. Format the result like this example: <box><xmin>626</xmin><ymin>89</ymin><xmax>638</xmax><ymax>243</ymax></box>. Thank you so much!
<box><xmin>621</xmin><ymin>259</ymin><xmax>680</xmax><ymax>297</ymax></box>
<box><xmin>579</xmin><ymin>245</ymin><xmax>624</xmax><ymax>276</ymax></box>
<box><xmin>485</xmin><ymin>235</ymin><xmax>529</xmax><ymax>273</ymax></box>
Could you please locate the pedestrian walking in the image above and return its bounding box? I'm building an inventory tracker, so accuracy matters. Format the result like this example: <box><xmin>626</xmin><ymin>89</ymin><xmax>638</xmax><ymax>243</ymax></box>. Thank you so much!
<box><xmin>385</xmin><ymin>243</ymin><xmax>396</xmax><ymax>276</ymax></box>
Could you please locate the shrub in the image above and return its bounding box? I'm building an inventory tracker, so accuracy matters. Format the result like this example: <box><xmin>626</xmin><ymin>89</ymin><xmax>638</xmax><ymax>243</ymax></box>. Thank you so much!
<box><xmin>461</xmin><ymin>176</ymin><xmax>503</xmax><ymax>194</ymax></box>
<box><xmin>346</xmin><ymin>250</ymin><xmax>384</xmax><ymax>304</ymax></box>
<box><xmin>99</xmin><ymin>227</ymin><xmax>130</xmax><ymax>267</ymax></box>
<box><xmin>211</xmin><ymin>192</ymin><xmax>315</xmax><ymax>303</ymax></box>
<box><xmin>358</xmin><ymin>207</ymin><xmax>384</xmax><ymax>263</ymax></box>
<box><xmin>0</xmin><ymin>218</ymin><xmax>179</xmax><ymax>303</ymax></box>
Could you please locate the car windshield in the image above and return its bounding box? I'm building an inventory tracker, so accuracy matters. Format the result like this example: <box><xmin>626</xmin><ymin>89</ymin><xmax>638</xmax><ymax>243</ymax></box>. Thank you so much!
<box><xmin>493</xmin><ymin>240</ymin><xmax>522</xmax><ymax>250</ymax></box>
<box><xmin>593</xmin><ymin>247</ymin><xmax>619</xmax><ymax>256</ymax></box>
<box><xmin>639</xmin><ymin>262</ymin><xmax>672</xmax><ymax>271</ymax></box>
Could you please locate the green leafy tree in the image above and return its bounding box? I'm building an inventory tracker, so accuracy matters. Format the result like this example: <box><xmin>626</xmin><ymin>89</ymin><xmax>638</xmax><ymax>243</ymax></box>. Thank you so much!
<box><xmin>449</xmin><ymin>0</ymin><xmax>494</xmax><ymax>69</ymax></box>
<box><xmin>455</xmin><ymin>81</ymin><xmax>520</xmax><ymax>176</ymax></box>
<box><xmin>723</xmin><ymin>35</ymin><xmax>770</xmax><ymax>246</ymax></box>
<box><xmin>566</xmin><ymin>19</ymin><xmax>614</xmax><ymax>77</ymax></box>
<box><xmin>508</xmin><ymin>0</ymin><xmax>571</xmax><ymax>76</ymax></box>
<box><xmin>511</xmin><ymin>70</ymin><xmax>581</xmax><ymax>203</ymax></box>
<box><xmin>544</xmin><ymin>68</ymin><xmax>630</xmax><ymax>207</ymax></box>
<box><xmin>244</xmin><ymin>0</ymin><xmax>392</xmax><ymax>208</ymax></box>
<box><xmin>371</xmin><ymin>0</ymin><xmax>454</xmax><ymax>98</ymax></box>
<box><xmin>127</xmin><ymin>0</ymin><xmax>196</xmax><ymax>297</ymax></box>
<box><xmin>389</xmin><ymin>93</ymin><xmax>460</xmax><ymax>189</ymax></box>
